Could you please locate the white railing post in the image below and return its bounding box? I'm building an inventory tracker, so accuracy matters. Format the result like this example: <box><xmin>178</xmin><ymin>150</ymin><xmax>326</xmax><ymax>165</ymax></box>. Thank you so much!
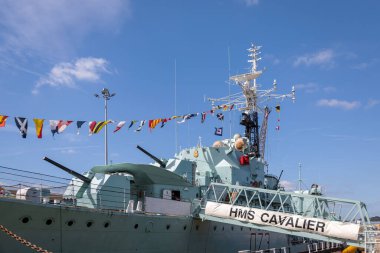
<box><xmin>313</xmin><ymin>242</ymin><xmax>318</xmax><ymax>252</ymax></box>
<box><xmin>307</xmin><ymin>244</ymin><xmax>312</xmax><ymax>253</ymax></box>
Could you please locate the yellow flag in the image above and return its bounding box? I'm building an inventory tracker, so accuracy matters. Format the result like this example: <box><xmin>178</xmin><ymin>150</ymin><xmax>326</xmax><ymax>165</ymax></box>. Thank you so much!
<box><xmin>149</xmin><ymin>119</ymin><xmax>162</xmax><ymax>130</ymax></box>
<box><xmin>93</xmin><ymin>120</ymin><xmax>112</xmax><ymax>134</ymax></box>
<box><xmin>33</xmin><ymin>118</ymin><xmax>44</xmax><ymax>138</ymax></box>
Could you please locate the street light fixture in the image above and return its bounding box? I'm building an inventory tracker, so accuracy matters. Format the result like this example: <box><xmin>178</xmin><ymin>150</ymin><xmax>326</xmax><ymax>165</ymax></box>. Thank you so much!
<box><xmin>94</xmin><ymin>88</ymin><xmax>116</xmax><ymax>165</ymax></box>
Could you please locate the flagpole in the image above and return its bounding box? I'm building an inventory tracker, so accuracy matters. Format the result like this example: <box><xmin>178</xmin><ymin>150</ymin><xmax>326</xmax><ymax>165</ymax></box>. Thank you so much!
<box><xmin>95</xmin><ymin>88</ymin><xmax>116</xmax><ymax>165</ymax></box>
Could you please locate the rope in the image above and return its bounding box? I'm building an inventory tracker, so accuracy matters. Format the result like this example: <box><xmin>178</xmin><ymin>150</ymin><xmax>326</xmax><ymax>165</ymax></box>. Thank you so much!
<box><xmin>0</xmin><ymin>224</ymin><xmax>52</xmax><ymax>253</ymax></box>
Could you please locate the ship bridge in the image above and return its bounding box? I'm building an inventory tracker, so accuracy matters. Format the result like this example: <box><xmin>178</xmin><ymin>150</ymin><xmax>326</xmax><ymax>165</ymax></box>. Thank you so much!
<box><xmin>196</xmin><ymin>183</ymin><xmax>374</xmax><ymax>249</ymax></box>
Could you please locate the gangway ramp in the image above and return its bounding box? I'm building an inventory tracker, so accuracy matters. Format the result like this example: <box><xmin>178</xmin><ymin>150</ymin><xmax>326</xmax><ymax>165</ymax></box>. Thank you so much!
<box><xmin>196</xmin><ymin>183</ymin><xmax>371</xmax><ymax>248</ymax></box>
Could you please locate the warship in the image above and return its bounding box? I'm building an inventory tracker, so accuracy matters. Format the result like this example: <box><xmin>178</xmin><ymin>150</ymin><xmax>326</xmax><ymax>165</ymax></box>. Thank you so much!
<box><xmin>0</xmin><ymin>44</ymin><xmax>377</xmax><ymax>253</ymax></box>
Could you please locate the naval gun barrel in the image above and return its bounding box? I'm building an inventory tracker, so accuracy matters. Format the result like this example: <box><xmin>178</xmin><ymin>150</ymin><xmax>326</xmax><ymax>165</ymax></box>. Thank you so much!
<box><xmin>274</xmin><ymin>169</ymin><xmax>284</xmax><ymax>190</ymax></box>
<box><xmin>43</xmin><ymin>156</ymin><xmax>91</xmax><ymax>184</ymax></box>
<box><xmin>136</xmin><ymin>145</ymin><xmax>166</xmax><ymax>168</ymax></box>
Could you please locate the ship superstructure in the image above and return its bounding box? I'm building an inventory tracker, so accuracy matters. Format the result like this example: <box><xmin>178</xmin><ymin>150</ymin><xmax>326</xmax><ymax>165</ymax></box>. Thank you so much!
<box><xmin>0</xmin><ymin>44</ymin><xmax>377</xmax><ymax>253</ymax></box>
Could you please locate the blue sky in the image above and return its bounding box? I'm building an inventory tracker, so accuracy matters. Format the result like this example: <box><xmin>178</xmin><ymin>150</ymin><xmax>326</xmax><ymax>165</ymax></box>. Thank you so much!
<box><xmin>0</xmin><ymin>0</ymin><xmax>379</xmax><ymax>216</ymax></box>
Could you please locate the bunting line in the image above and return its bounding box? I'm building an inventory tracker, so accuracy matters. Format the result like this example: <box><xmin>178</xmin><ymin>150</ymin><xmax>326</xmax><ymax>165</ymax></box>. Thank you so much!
<box><xmin>0</xmin><ymin>102</ymin><xmax>238</xmax><ymax>138</ymax></box>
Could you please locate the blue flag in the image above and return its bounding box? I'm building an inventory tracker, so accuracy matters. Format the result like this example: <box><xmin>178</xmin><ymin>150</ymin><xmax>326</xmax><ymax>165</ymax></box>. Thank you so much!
<box><xmin>15</xmin><ymin>117</ymin><xmax>28</xmax><ymax>138</ymax></box>
<box><xmin>214</xmin><ymin>127</ymin><xmax>223</xmax><ymax>136</ymax></box>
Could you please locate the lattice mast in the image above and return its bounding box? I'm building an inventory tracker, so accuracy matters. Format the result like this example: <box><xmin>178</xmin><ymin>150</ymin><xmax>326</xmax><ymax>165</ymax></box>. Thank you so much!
<box><xmin>259</xmin><ymin>106</ymin><xmax>271</xmax><ymax>158</ymax></box>
<box><xmin>208</xmin><ymin>43</ymin><xmax>295</xmax><ymax>157</ymax></box>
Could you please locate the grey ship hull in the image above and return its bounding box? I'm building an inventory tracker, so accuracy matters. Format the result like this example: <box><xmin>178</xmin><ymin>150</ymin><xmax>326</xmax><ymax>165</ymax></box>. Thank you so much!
<box><xmin>0</xmin><ymin>198</ymin><xmax>312</xmax><ymax>253</ymax></box>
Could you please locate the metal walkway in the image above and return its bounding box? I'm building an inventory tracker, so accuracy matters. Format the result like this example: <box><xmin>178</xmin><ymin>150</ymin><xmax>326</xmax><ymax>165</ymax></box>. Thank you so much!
<box><xmin>196</xmin><ymin>183</ymin><xmax>372</xmax><ymax>248</ymax></box>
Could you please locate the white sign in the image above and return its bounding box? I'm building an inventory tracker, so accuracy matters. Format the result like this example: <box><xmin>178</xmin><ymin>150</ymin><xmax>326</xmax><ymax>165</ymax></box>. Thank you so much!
<box><xmin>205</xmin><ymin>202</ymin><xmax>360</xmax><ymax>241</ymax></box>
<box><xmin>145</xmin><ymin>197</ymin><xmax>191</xmax><ymax>216</ymax></box>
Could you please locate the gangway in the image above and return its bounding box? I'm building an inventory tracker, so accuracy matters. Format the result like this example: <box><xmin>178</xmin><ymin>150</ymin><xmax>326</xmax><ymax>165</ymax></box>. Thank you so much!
<box><xmin>196</xmin><ymin>183</ymin><xmax>372</xmax><ymax>248</ymax></box>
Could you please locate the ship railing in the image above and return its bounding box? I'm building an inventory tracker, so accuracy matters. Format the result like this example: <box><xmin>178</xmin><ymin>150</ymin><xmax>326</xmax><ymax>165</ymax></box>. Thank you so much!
<box><xmin>238</xmin><ymin>247</ymin><xmax>291</xmax><ymax>253</ymax></box>
<box><xmin>0</xmin><ymin>165</ymin><xmax>150</xmax><ymax>212</ymax></box>
<box><xmin>0</xmin><ymin>164</ymin><xmax>194</xmax><ymax>215</ymax></box>
<box><xmin>239</xmin><ymin>242</ymin><xmax>343</xmax><ymax>253</ymax></box>
<box><xmin>363</xmin><ymin>229</ymin><xmax>380</xmax><ymax>253</ymax></box>
<box><xmin>0</xmin><ymin>182</ymin><xmax>146</xmax><ymax>212</ymax></box>
<box><xmin>306</xmin><ymin>242</ymin><xmax>342</xmax><ymax>253</ymax></box>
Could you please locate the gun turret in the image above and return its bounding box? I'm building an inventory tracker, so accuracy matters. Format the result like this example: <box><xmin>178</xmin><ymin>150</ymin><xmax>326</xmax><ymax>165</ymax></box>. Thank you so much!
<box><xmin>43</xmin><ymin>156</ymin><xmax>91</xmax><ymax>184</ymax></box>
<box><xmin>136</xmin><ymin>145</ymin><xmax>166</xmax><ymax>168</ymax></box>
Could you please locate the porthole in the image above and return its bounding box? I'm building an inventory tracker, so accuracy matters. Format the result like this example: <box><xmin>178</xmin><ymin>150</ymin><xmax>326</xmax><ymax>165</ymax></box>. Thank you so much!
<box><xmin>20</xmin><ymin>216</ymin><xmax>30</xmax><ymax>224</ymax></box>
<box><xmin>240</xmin><ymin>227</ymin><xmax>243</xmax><ymax>231</ymax></box>
<box><xmin>166</xmin><ymin>224</ymin><xmax>170</xmax><ymax>230</ymax></box>
<box><xmin>86</xmin><ymin>221</ymin><xmax>93</xmax><ymax>227</ymax></box>
<box><xmin>213</xmin><ymin>226</ymin><xmax>217</xmax><ymax>231</ymax></box>
<box><xmin>222</xmin><ymin>226</ymin><xmax>225</xmax><ymax>231</ymax></box>
<box><xmin>104</xmin><ymin>222</ymin><xmax>110</xmax><ymax>228</ymax></box>
<box><xmin>67</xmin><ymin>220</ymin><xmax>75</xmax><ymax>227</ymax></box>
<box><xmin>45</xmin><ymin>218</ymin><xmax>53</xmax><ymax>225</ymax></box>
<box><xmin>195</xmin><ymin>225</ymin><xmax>199</xmax><ymax>230</ymax></box>
<box><xmin>134</xmin><ymin>224</ymin><xmax>139</xmax><ymax>229</ymax></box>
<box><xmin>183</xmin><ymin>225</ymin><xmax>187</xmax><ymax>230</ymax></box>
<box><xmin>231</xmin><ymin>226</ymin><xmax>234</xmax><ymax>231</ymax></box>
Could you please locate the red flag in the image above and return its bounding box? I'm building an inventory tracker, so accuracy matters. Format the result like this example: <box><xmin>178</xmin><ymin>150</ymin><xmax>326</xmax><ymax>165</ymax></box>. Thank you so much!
<box><xmin>0</xmin><ymin>115</ymin><xmax>8</xmax><ymax>127</ymax></box>
<box><xmin>89</xmin><ymin>121</ymin><xmax>97</xmax><ymax>135</ymax></box>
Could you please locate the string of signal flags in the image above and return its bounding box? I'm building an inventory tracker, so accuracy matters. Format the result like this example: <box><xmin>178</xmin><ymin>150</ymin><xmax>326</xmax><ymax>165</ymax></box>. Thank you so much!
<box><xmin>0</xmin><ymin>104</ymin><xmax>238</xmax><ymax>139</ymax></box>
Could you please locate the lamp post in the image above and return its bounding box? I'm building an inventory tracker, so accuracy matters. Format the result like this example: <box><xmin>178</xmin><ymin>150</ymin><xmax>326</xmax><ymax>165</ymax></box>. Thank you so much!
<box><xmin>95</xmin><ymin>88</ymin><xmax>116</xmax><ymax>165</ymax></box>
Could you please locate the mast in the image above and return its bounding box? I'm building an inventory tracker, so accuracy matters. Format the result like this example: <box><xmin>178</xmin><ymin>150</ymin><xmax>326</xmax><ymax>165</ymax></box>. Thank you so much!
<box><xmin>208</xmin><ymin>43</ymin><xmax>295</xmax><ymax>158</ymax></box>
<box><xmin>298</xmin><ymin>162</ymin><xmax>302</xmax><ymax>191</ymax></box>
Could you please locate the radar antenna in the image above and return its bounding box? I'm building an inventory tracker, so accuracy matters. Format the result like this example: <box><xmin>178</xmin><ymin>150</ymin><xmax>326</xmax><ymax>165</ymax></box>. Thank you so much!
<box><xmin>208</xmin><ymin>44</ymin><xmax>295</xmax><ymax>157</ymax></box>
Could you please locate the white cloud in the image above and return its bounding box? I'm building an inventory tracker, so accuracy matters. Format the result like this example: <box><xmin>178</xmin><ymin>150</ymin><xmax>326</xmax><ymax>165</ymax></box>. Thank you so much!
<box><xmin>295</xmin><ymin>83</ymin><xmax>337</xmax><ymax>94</ymax></box>
<box><xmin>60</xmin><ymin>149</ymin><xmax>77</xmax><ymax>155</ymax></box>
<box><xmin>47</xmin><ymin>145</ymin><xmax>100</xmax><ymax>155</ymax></box>
<box><xmin>317</xmin><ymin>99</ymin><xmax>361</xmax><ymax>110</ymax></box>
<box><xmin>0</xmin><ymin>0</ymin><xmax>130</xmax><ymax>58</ymax></box>
<box><xmin>365</xmin><ymin>99</ymin><xmax>380</xmax><ymax>109</ymax></box>
<box><xmin>264</xmin><ymin>54</ymin><xmax>280</xmax><ymax>65</ymax></box>
<box><xmin>294</xmin><ymin>83</ymin><xmax>319</xmax><ymax>93</ymax></box>
<box><xmin>33</xmin><ymin>57</ymin><xmax>109</xmax><ymax>94</ymax></box>
<box><xmin>294</xmin><ymin>49</ymin><xmax>334</xmax><ymax>67</ymax></box>
<box><xmin>244</xmin><ymin>0</ymin><xmax>259</xmax><ymax>6</ymax></box>
<box><xmin>322</xmin><ymin>86</ymin><xmax>336</xmax><ymax>93</ymax></box>
<box><xmin>352</xmin><ymin>58</ymin><xmax>379</xmax><ymax>70</ymax></box>
<box><xmin>280</xmin><ymin>180</ymin><xmax>296</xmax><ymax>191</ymax></box>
